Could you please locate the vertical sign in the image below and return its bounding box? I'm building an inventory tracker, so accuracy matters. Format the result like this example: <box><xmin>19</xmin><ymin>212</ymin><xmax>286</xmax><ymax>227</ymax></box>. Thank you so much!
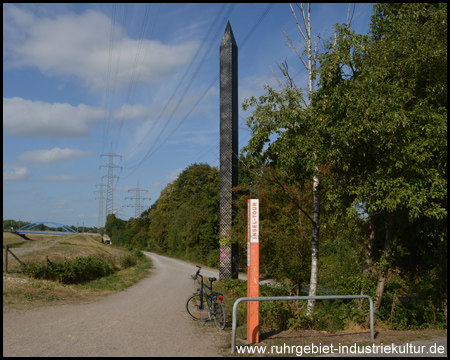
<box><xmin>247</xmin><ymin>199</ymin><xmax>259</xmax><ymax>343</ymax></box>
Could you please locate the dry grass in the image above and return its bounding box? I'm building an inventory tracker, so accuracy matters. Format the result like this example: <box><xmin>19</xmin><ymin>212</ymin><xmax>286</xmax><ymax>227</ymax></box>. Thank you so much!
<box><xmin>3</xmin><ymin>233</ymin><xmax>127</xmax><ymax>273</ymax></box>
<box><xmin>342</xmin><ymin>320</ymin><xmax>369</xmax><ymax>333</ymax></box>
<box><xmin>3</xmin><ymin>232</ymin><xmax>28</xmax><ymax>245</ymax></box>
<box><xmin>3</xmin><ymin>233</ymin><xmax>153</xmax><ymax>310</ymax></box>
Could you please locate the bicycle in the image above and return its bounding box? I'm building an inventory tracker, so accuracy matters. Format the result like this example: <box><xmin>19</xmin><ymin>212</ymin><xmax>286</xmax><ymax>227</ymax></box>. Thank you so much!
<box><xmin>186</xmin><ymin>265</ymin><xmax>226</xmax><ymax>330</ymax></box>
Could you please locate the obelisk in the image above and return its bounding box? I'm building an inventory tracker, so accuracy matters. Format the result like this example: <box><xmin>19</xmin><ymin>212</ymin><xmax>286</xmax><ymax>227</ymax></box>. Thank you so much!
<box><xmin>219</xmin><ymin>22</ymin><xmax>239</xmax><ymax>279</ymax></box>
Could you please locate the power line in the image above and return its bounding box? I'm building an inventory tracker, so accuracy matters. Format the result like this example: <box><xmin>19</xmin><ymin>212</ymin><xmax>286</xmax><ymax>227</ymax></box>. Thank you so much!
<box><xmin>115</xmin><ymin>4</ymin><xmax>161</xmax><ymax>153</ymax></box>
<box><xmin>122</xmin><ymin>3</ymin><xmax>230</xmax><ymax>160</ymax></box>
<box><xmin>121</xmin><ymin>4</ymin><xmax>274</xmax><ymax>179</ymax></box>
<box><xmin>240</xmin><ymin>3</ymin><xmax>274</xmax><ymax>48</ymax></box>
<box><xmin>101</xmin><ymin>3</ymin><xmax>117</xmax><ymax>158</ymax></box>
<box><xmin>114</xmin><ymin>3</ymin><xmax>152</xmax><ymax>153</ymax></box>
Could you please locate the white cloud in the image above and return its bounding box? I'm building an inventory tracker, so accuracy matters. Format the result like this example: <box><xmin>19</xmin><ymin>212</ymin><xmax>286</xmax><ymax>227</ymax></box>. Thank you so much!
<box><xmin>3</xmin><ymin>97</ymin><xmax>104</xmax><ymax>138</ymax></box>
<box><xmin>43</xmin><ymin>175</ymin><xmax>80</xmax><ymax>182</ymax></box>
<box><xmin>113</xmin><ymin>103</ymin><xmax>152</xmax><ymax>122</ymax></box>
<box><xmin>17</xmin><ymin>147</ymin><xmax>92</xmax><ymax>164</ymax></box>
<box><xmin>3</xmin><ymin>5</ymin><xmax>199</xmax><ymax>92</ymax></box>
<box><xmin>3</xmin><ymin>166</ymin><xmax>32</xmax><ymax>181</ymax></box>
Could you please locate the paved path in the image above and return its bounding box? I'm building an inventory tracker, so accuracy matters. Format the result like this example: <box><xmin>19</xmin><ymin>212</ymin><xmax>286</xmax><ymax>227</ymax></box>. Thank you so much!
<box><xmin>3</xmin><ymin>252</ymin><xmax>229</xmax><ymax>357</ymax></box>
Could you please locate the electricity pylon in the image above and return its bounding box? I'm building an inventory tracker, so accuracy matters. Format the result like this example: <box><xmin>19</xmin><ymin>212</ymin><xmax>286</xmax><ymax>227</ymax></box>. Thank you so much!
<box><xmin>100</xmin><ymin>143</ymin><xmax>122</xmax><ymax>216</ymax></box>
<box><xmin>94</xmin><ymin>178</ymin><xmax>107</xmax><ymax>229</ymax></box>
<box><xmin>125</xmin><ymin>180</ymin><xmax>151</xmax><ymax>218</ymax></box>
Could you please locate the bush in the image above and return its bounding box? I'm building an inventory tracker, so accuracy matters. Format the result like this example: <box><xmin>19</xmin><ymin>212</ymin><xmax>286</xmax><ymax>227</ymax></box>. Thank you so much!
<box><xmin>134</xmin><ymin>249</ymin><xmax>145</xmax><ymax>258</ymax></box>
<box><xmin>120</xmin><ymin>254</ymin><xmax>137</xmax><ymax>269</ymax></box>
<box><xmin>24</xmin><ymin>256</ymin><xmax>117</xmax><ymax>284</ymax></box>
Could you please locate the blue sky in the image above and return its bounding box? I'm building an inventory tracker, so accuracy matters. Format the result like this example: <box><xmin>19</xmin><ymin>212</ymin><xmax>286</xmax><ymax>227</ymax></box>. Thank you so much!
<box><xmin>3</xmin><ymin>3</ymin><xmax>374</xmax><ymax>228</ymax></box>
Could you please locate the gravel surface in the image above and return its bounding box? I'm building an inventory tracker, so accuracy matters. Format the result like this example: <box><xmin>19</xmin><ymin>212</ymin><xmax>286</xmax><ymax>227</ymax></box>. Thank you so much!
<box><xmin>3</xmin><ymin>252</ymin><xmax>229</xmax><ymax>357</ymax></box>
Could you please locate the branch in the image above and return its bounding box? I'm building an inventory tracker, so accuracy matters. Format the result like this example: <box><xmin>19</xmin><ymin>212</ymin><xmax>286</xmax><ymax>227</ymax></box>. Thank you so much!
<box><xmin>268</xmin><ymin>166</ymin><xmax>315</xmax><ymax>224</ymax></box>
<box><xmin>236</xmin><ymin>150</ymin><xmax>315</xmax><ymax>225</ymax></box>
<box><xmin>276</xmin><ymin>59</ymin><xmax>296</xmax><ymax>89</ymax></box>
<box><xmin>283</xmin><ymin>30</ymin><xmax>308</xmax><ymax>70</ymax></box>
<box><xmin>270</xmin><ymin>65</ymin><xmax>284</xmax><ymax>91</ymax></box>
<box><xmin>290</xmin><ymin>3</ymin><xmax>308</xmax><ymax>44</ymax></box>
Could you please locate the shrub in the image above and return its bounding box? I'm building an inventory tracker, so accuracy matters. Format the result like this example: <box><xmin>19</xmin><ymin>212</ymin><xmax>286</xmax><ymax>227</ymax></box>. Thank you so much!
<box><xmin>24</xmin><ymin>256</ymin><xmax>117</xmax><ymax>284</ymax></box>
<box><xmin>120</xmin><ymin>254</ymin><xmax>137</xmax><ymax>269</ymax></box>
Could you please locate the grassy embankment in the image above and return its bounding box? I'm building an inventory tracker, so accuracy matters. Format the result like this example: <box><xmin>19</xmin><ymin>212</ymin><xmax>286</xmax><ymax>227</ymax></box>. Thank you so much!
<box><xmin>3</xmin><ymin>232</ymin><xmax>152</xmax><ymax>309</ymax></box>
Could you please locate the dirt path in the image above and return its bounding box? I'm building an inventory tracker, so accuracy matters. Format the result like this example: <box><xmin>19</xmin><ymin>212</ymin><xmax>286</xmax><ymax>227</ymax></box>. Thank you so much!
<box><xmin>3</xmin><ymin>252</ymin><xmax>229</xmax><ymax>357</ymax></box>
<box><xmin>5</xmin><ymin>236</ymin><xmax>65</xmax><ymax>257</ymax></box>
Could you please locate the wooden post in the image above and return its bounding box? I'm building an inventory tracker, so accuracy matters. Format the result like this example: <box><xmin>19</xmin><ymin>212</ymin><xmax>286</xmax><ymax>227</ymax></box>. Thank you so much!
<box><xmin>4</xmin><ymin>245</ymin><xmax>7</xmax><ymax>273</ymax></box>
<box><xmin>247</xmin><ymin>199</ymin><xmax>259</xmax><ymax>343</ymax></box>
<box><xmin>7</xmin><ymin>247</ymin><xmax>27</xmax><ymax>269</ymax></box>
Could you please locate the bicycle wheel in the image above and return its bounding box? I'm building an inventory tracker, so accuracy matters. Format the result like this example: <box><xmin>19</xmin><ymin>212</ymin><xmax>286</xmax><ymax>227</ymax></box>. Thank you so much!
<box><xmin>213</xmin><ymin>298</ymin><xmax>226</xmax><ymax>330</ymax></box>
<box><xmin>186</xmin><ymin>294</ymin><xmax>209</xmax><ymax>321</ymax></box>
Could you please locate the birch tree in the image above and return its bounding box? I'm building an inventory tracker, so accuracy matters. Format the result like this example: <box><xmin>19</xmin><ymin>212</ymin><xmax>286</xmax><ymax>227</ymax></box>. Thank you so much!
<box><xmin>285</xmin><ymin>3</ymin><xmax>320</xmax><ymax>316</ymax></box>
<box><xmin>243</xmin><ymin>3</ymin><xmax>322</xmax><ymax>315</ymax></box>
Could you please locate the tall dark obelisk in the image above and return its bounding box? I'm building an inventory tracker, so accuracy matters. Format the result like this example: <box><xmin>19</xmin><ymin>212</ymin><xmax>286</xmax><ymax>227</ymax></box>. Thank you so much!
<box><xmin>219</xmin><ymin>22</ymin><xmax>239</xmax><ymax>280</ymax></box>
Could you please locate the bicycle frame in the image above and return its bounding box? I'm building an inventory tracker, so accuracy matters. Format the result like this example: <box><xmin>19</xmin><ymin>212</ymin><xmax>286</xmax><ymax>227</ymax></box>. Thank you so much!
<box><xmin>187</xmin><ymin>266</ymin><xmax>226</xmax><ymax>329</ymax></box>
<box><xmin>192</xmin><ymin>266</ymin><xmax>224</xmax><ymax>315</ymax></box>
<box><xmin>195</xmin><ymin>272</ymin><xmax>214</xmax><ymax>314</ymax></box>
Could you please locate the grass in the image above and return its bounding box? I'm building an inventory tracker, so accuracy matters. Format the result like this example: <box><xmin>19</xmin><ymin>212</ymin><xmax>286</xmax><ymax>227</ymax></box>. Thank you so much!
<box><xmin>3</xmin><ymin>233</ymin><xmax>153</xmax><ymax>310</ymax></box>
<box><xmin>3</xmin><ymin>232</ymin><xmax>29</xmax><ymax>245</ymax></box>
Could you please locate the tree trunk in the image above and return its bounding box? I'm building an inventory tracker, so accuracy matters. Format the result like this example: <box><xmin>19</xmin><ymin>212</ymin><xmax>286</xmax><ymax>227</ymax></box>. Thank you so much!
<box><xmin>358</xmin><ymin>213</ymin><xmax>379</xmax><ymax>308</ymax></box>
<box><xmin>307</xmin><ymin>170</ymin><xmax>320</xmax><ymax>316</ymax></box>
<box><xmin>437</xmin><ymin>232</ymin><xmax>447</xmax><ymax>325</ymax></box>
<box><xmin>374</xmin><ymin>214</ymin><xmax>394</xmax><ymax>314</ymax></box>
<box><xmin>284</xmin><ymin>3</ymin><xmax>321</xmax><ymax>317</ymax></box>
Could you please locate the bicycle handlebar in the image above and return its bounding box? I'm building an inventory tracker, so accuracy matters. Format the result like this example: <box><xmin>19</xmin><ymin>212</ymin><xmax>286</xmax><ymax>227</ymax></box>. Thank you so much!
<box><xmin>192</xmin><ymin>266</ymin><xmax>202</xmax><ymax>280</ymax></box>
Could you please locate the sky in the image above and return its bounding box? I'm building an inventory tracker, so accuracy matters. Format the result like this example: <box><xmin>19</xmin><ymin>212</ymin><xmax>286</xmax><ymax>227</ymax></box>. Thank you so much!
<box><xmin>3</xmin><ymin>3</ymin><xmax>374</xmax><ymax>229</ymax></box>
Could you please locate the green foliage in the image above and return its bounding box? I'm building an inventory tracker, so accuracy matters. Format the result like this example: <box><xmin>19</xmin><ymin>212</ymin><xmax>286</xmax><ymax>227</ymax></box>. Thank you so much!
<box><xmin>217</xmin><ymin>279</ymin><xmax>367</xmax><ymax>332</ymax></box>
<box><xmin>233</xmin><ymin>165</ymin><xmax>312</xmax><ymax>290</ymax></box>
<box><xmin>314</xmin><ymin>3</ymin><xmax>447</xmax><ymax>221</ymax></box>
<box><xmin>92</xmin><ymin>4</ymin><xmax>446</xmax><ymax>333</ymax></box>
<box><xmin>147</xmin><ymin>163</ymin><xmax>220</xmax><ymax>264</ymax></box>
<box><xmin>377</xmin><ymin>293</ymin><xmax>447</xmax><ymax>330</ymax></box>
<box><xmin>134</xmin><ymin>248</ymin><xmax>145</xmax><ymax>258</ymax></box>
<box><xmin>24</xmin><ymin>256</ymin><xmax>117</xmax><ymax>284</ymax></box>
<box><xmin>120</xmin><ymin>254</ymin><xmax>137</xmax><ymax>269</ymax></box>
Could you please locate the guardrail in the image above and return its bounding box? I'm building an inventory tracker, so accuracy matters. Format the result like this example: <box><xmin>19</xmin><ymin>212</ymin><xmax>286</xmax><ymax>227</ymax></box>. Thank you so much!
<box><xmin>231</xmin><ymin>295</ymin><xmax>374</xmax><ymax>353</ymax></box>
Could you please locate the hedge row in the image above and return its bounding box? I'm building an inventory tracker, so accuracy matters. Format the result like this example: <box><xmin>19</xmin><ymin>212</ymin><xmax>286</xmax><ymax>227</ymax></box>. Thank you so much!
<box><xmin>24</xmin><ymin>253</ymin><xmax>140</xmax><ymax>284</ymax></box>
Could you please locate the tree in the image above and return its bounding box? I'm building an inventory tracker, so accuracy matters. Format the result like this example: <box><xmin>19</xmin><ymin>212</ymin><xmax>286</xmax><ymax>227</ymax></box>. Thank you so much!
<box><xmin>244</xmin><ymin>2</ymin><xmax>326</xmax><ymax>315</ymax></box>
<box><xmin>235</xmin><ymin>164</ymin><xmax>314</xmax><ymax>293</ymax></box>
<box><xmin>313</xmin><ymin>3</ymin><xmax>447</xmax><ymax>314</ymax></box>
<box><xmin>147</xmin><ymin>163</ymin><xmax>220</xmax><ymax>265</ymax></box>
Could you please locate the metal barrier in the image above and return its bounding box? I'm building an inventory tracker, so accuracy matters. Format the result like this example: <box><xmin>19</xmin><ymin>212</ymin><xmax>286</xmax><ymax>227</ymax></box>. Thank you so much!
<box><xmin>231</xmin><ymin>295</ymin><xmax>374</xmax><ymax>353</ymax></box>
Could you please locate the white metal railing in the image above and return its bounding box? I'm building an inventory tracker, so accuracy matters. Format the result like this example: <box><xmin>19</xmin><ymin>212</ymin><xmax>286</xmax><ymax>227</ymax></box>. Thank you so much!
<box><xmin>231</xmin><ymin>295</ymin><xmax>374</xmax><ymax>353</ymax></box>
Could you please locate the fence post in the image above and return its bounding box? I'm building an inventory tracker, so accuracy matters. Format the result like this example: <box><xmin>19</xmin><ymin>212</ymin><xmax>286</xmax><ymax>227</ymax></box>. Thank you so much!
<box><xmin>5</xmin><ymin>246</ymin><xmax>28</xmax><ymax>270</ymax></box>
<box><xmin>5</xmin><ymin>244</ymin><xmax>8</xmax><ymax>273</ymax></box>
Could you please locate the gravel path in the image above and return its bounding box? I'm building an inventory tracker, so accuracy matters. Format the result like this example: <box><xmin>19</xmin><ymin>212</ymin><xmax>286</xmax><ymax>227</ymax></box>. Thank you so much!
<box><xmin>3</xmin><ymin>252</ymin><xmax>229</xmax><ymax>357</ymax></box>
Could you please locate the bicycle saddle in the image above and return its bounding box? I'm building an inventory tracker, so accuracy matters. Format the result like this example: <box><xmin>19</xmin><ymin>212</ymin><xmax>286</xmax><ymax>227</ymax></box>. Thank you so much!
<box><xmin>209</xmin><ymin>277</ymin><xmax>217</xmax><ymax>283</ymax></box>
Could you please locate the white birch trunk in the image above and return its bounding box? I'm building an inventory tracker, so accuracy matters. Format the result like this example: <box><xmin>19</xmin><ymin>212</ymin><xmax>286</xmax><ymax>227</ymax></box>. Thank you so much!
<box><xmin>284</xmin><ymin>3</ymin><xmax>320</xmax><ymax>316</ymax></box>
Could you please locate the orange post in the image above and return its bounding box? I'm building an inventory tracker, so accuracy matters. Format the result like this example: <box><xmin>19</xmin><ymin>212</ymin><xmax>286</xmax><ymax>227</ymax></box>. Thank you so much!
<box><xmin>247</xmin><ymin>199</ymin><xmax>259</xmax><ymax>343</ymax></box>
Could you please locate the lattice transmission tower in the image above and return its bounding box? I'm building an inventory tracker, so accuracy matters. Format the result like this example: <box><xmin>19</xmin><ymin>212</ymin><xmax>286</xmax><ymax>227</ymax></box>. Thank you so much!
<box><xmin>94</xmin><ymin>178</ymin><xmax>107</xmax><ymax>229</ymax></box>
<box><xmin>100</xmin><ymin>144</ymin><xmax>122</xmax><ymax>216</ymax></box>
<box><xmin>125</xmin><ymin>180</ymin><xmax>151</xmax><ymax>218</ymax></box>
